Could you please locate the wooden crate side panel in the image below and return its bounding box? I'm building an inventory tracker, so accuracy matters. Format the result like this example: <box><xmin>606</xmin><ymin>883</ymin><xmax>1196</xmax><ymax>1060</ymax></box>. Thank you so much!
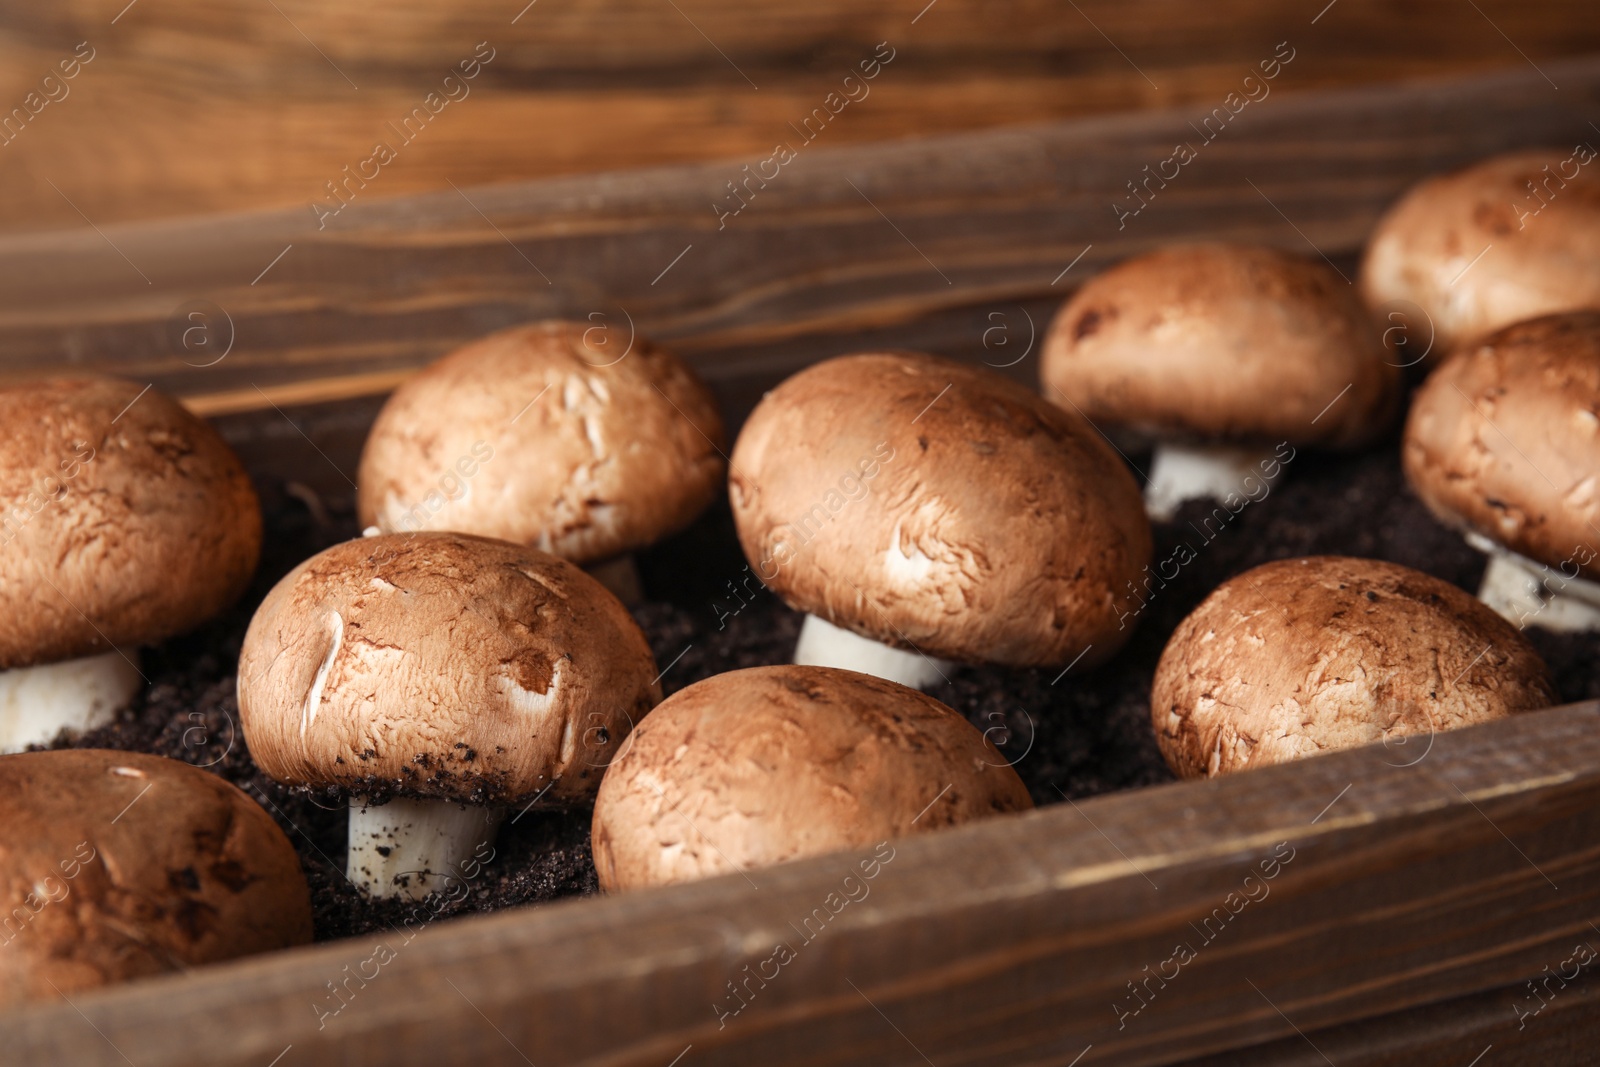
<box><xmin>2</xmin><ymin>704</ymin><xmax>1598</xmax><ymax>1066</ymax></box>
<box><xmin>0</xmin><ymin>60</ymin><xmax>1591</xmax><ymax>416</ymax></box>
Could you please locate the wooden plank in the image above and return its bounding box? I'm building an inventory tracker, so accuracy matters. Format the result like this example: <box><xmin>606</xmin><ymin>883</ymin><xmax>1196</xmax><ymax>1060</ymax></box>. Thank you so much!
<box><xmin>4</xmin><ymin>700</ymin><xmax>1599</xmax><ymax>1065</ymax></box>
<box><xmin>1183</xmin><ymin>963</ymin><xmax>1600</xmax><ymax>1065</ymax></box>
<box><xmin>11</xmin><ymin>0</ymin><xmax>1597</xmax><ymax>77</ymax></box>
<box><xmin>0</xmin><ymin>2</ymin><xmax>1595</xmax><ymax>230</ymax></box>
<box><xmin>0</xmin><ymin>57</ymin><xmax>1595</xmax><ymax>422</ymax></box>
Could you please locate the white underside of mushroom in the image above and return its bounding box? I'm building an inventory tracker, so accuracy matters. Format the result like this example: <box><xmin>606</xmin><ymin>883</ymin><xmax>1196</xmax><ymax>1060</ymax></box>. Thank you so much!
<box><xmin>0</xmin><ymin>649</ymin><xmax>142</xmax><ymax>754</ymax></box>
<box><xmin>794</xmin><ymin>614</ymin><xmax>951</xmax><ymax>690</ymax></box>
<box><xmin>347</xmin><ymin>797</ymin><xmax>504</xmax><ymax>900</ymax></box>
<box><xmin>1469</xmin><ymin>534</ymin><xmax>1600</xmax><ymax>632</ymax></box>
<box><xmin>585</xmin><ymin>554</ymin><xmax>643</xmax><ymax>606</ymax></box>
<box><xmin>1144</xmin><ymin>442</ymin><xmax>1283</xmax><ymax>522</ymax></box>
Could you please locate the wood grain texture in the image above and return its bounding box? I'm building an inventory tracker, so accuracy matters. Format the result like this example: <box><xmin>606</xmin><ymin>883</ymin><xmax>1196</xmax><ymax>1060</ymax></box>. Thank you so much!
<box><xmin>0</xmin><ymin>56</ymin><xmax>1594</xmax><ymax>433</ymax></box>
<box><xmin>1185</xmin><ymin>973</ymin><xmax>1600</xmax><ymax>1066</ymax></box>
<box><xmin>0</xmin><ymin>1</ymin><xmax>1594</xmax><ymax>231</ymax></box>
<box><xmin>4</xmin><ymin>700</ymin><xmax>1600</xmax><ymax>1065</ymax></box>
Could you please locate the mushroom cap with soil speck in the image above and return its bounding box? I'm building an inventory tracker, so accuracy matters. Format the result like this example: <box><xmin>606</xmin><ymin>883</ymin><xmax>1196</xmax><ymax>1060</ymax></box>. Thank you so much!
<box><xmin>591</xmin><ymin>665</ymin><xmax>1033</xmax><ymax>891</ymax></box>
<box><xmin>0</xmin><ymin>749</ymin><xmax>311</xmax><ymax>1006</ymax></box>
<box><xmin>1359</xmin><ymin>148</ymin><xmax>1600</xmax><ymax>353</ymax></box>
<box><xmin>728</xmin><ymin>352</ymin><xmax>1151</xmax><ymax>668</ymax></box>
<box><xmin>1152</xmin><ymin>556</ymin><xmax>1554</xmax><ymax>778</ymax></box>
<box><xmin>357</xmin><ymin>320</ymin><xmax>726</xmax><ymax>564</ymax></box>
<box><xmin>1041</xmin><ymin>243</ymin><xmax>1399</xmax><ymax>448</ymax></box>
<box><xmin>1403</xmin><ymin>311</ymin><xmax>1600</xmax><ymax>579</ymax></box>
<box><xmin>238</xmin><ymin>532</ymin><xmax>661</xmax><ymax>806</ymax></box>
<box><xmin>0</xmin><ymin>376</ymin><xmax>261</xmax><ymax>668</ymax></box>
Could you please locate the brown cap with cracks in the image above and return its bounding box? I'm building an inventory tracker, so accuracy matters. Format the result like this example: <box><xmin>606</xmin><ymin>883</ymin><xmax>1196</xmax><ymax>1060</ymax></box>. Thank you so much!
<box><xmin>728</xmin><ymin>352</ymin><xmax>1151</xmax><ymax>668</ymax></box>
<box><xmin>591</xmin><ymin>665</ymin><xmax>1033</xmax><ymax>891</ymax></box>
<box><xmin>357</xmin><ymin>320</ymin><xmax>726</xmax><ymax>564</ymax></box>
<box><xmin>1404</xmin><ymin>311</ymin><xmax>1600</xmax><ymax>579</ymax></box>
<box><xmin>1041</xmin><ymin>243</ymin><xmax>1399</xmax><ymax>448</ymax></box>
<box><xmin>0</xmin><ymin>376</ymin><xmax>261</xmax><ymax>669</ymax></box>
<box><xmin>0</xmin><ymin>749</ymin><xmax>311</xmax><ymax>1006</ymax></box>
<box><xmin>1152</xmin><ymin>556</ymin><xmax>1554</xmax><ymax>778</ymax></box>
<box><xmin>238</xmin><ymin>532</ymin><xmax>661</xmax><ymax>806</ymax></box>
<box><xmin>1360</xmin><ymin>148</ymin><xmax>1600</xmax><ymax>353</ymax></box>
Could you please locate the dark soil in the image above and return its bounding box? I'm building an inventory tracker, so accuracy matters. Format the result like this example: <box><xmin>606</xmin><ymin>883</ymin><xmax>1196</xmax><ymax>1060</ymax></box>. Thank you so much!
<box><xmin>53</xmin><ymin>428</ymin><xmax>1600</xmax><ymax>943</ymax></box>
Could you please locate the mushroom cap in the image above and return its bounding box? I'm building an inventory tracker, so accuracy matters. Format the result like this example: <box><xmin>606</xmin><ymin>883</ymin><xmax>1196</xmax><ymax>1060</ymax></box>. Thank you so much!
<box><xmin>1359</xmin><ymin>148</ymin><xmax>1600</xmax><ymax>353</ymax></box>
<box><xmin>1152</xmin><ymin>556</ymin><xmax>1554</xmax><ymax>777</ymax></box>
<box><xmin>1041</xmin><ymin>243</ymin><xmax>1399</xmax><ymax>448</ymax></box>
<box><xmin>729</xmin><ymin>352</ymin><xmax>1151</xmax><ymax>668</ymax></box>
<box><xmin>591</xmin><ymin>665</ymin><xmax>1032</xmax><ymax>891</ymax></box>
<box><xmin>1403</xmin><ymin>311</ymin><xmax>1600</xmax><ymax>578</ymax></box>
<box><xmin>357</xmin><ymin>320</ymin><xmax>726</xmax><ymax>564</ymax></box>
<box><xmin>0</xmin><ymin>749</ymin><xmax>311</xmax><ymax>1005</ymax></box>
<box><xmin>0</xmin><ymin>376</ymin><xmax>261</xmax><ymax>669</ymax></box>
<box><xmin>238</xmin><ymin>532</ymin><xmax>660</xmax><ymax>805</ymax></box>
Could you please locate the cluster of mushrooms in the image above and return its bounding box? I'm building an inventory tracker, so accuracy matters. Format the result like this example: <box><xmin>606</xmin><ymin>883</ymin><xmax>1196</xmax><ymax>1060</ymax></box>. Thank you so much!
<box><xmin>0</xmin><ymin>145</ymin><xmax>1596</xmax><ymax>1004</ymax></box>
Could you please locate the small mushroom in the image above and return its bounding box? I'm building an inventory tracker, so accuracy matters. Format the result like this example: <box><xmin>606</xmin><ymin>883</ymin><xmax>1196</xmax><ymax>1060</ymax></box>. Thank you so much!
<box><xmin>1041</xmin><ymin>243</ymin><xmax>1400</xmax><ymax>520</ymax></box>
<box><xmin>1360</xmin><ymin>147</ymin><xmax>1600</xmax><ymax>356</ymax></box>
<box><xmin>0</xmin><ymin>377</ymin><xmax>260</xmax><ymax>752</ymax></box>
<box><xmin>1404</xmin><ymin>311</ymin><xmax>1600</xmax><ymax>630</ymax></box>
<box><xmin>591</xmin><ymin>665</ymin><xmax>1032</xmax><ymax>891</ymax></box>
<box><xmin>357</xmin><ymin>320</ymin><xmax>726</xmax><ymax>603</ymax></box>
<box><xmin>0</xmin><ymin>749</ymin><xmax>311</xmax><ymax>1005</ymax></box>
<box><xmin>728</xmin><ymin>351</ymin><xmax>1150</xmax><ymax>688</ymax></box>
<box><xmin>238</xmin><ymin>531</ymin><xmax>660</xmax><ymax>899</ymax></box>
<box><xmin>1152</xmin><ymin>556</ymin><xmax>1554</xmax><ymax>777</ymax></box>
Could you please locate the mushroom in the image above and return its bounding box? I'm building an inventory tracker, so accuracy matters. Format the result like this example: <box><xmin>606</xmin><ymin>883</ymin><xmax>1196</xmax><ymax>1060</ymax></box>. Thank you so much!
<box><xmin>1360</xmin><ymin>147</ymin><xmax>1600</xmax><ymax>356</ymax></box>
<box><xmin>1152</xmin><ymin>556</ymin><xmax>1554</xmax><ymax>777</ymax></box>
<box><xmin>238</xmin><ymin>531</ymin><xmax>660</xmax><ymax>899</ymax></box>
<box><xmin>1040</xmin><ymin>243</ymin><xmax>1400</xmax><ymax>520</ymax></box>
<box><xmin>357</xmin><ymin>320</ymin><xmax>726</xmax><ymax>604</ymax></box>
<box><xmin>591</xmin><ymin>664</ymin><xmax>1032</xmax><ymax>891</ymax></box>
<box><xmin>0</xmin><ymin>376</ymin><xmax>260</xmax><ymax>752</ymax></box>
<box><xmin>1404</xmin><ymin>311</ymin><xmax>1600</xmax><ymax>630</ymax></box>
<box><xmin>728</xmin><ymin>351</ymin><xmax>1150</xmax><ymax>689</ymax></box>
<box><xmin>0</xmin><ymin>749</ymin><xmax>311</xmax><ymax>1005</ymax></box>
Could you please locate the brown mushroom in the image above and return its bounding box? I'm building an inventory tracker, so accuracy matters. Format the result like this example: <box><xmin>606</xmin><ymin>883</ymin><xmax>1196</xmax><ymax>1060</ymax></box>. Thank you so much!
<box><xmin>357</xmin><ymin>320</ymin><xmax>726</xmax><ymax>603</ymax></box>
<box><xmin>1360</xmin><ymin>147</ymin><xmax>1600</xmax><ymax>356</ymax></box>
<box><xmin>0</xmin><ymin>376</ymin><xmax>260</xmax><ymax>752</ymax></box>
<box><xmin>0</xmin><ymin>749</ymin><xmax>311</xmax><ymax>1005</ymax></box>
<box><xmin>238</xmin><ymin>531</ymin><xmax>660</xmax><ymax>898</ymax></box>
<box><xmin>1041</xmin><ymin>243</ymin><xmax>1399</xmax><ymax>520</ymax></box>
<box><xmin>728</xmin><ymin>351</ymin><xmax>1150</xmax><ymax>688</ymax></box>
<box><xmin>1404</xmin><ymin>311</ymin><xmax>1600</xmax><ymax>630</ymax></box>
<box><xmin>1152</xmin><ymin>556</ymin><xmax>1554</xmax><ymax>777</ymax></box>
<box><xmin>591</xmin><ymin>665</ymin><xmax>1032</xmax><ymax>891</ymax></box>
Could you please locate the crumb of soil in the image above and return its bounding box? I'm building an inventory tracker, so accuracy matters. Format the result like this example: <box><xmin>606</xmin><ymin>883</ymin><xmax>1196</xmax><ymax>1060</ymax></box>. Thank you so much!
<box><xmin>50</xmin><ymin>429</ymin><xmax>1600</xmax><ymax>943</ymax></box>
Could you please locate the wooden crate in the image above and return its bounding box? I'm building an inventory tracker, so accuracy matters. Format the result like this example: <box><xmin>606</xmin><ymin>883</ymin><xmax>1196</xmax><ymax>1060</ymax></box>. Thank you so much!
<box><xmin>3</xmin><ymin>57</ymin><xmax>1600</xmax><ymax>1065</ymax></box>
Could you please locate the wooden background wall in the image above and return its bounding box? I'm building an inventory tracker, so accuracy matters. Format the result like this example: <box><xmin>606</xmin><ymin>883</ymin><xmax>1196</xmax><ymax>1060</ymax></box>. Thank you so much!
<box><xmin>0</xmin><ymin>0</ymin><xmax>1594</xmax><ymax>234</ymax></box>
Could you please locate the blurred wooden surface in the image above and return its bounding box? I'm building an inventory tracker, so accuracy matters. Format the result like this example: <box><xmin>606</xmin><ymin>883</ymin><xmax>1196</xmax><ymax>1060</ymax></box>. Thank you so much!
<box><xmin>0</xmin><ymin>0</ymin><xmax>1593</xmax><ymax>232</ymax></box>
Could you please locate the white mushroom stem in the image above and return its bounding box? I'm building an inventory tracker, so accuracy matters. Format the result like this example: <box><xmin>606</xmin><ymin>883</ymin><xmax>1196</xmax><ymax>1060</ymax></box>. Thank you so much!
<box><xmin>347</xmin><ymin>797</ymin><xmax>504</xmax><ymax>900</ymax></box>
<box><xmin>585</xmin><ymin>554</ymin><xmax>643</xmax><ymax>606</ymax></box>
<box><xmin>0</xmin><ymin>649</ymin><xmax>141</xmax><ymax>754</ymax></box>
<box><xmin>1470</xmin><ymin>536</ymin><xmax>1600</xmax><ymax>633</ymax></box>
<box><xmin>794</xmin><ymin>614</ymin><xmax>952</xmax><ymax>690</ymax></box>
<box><xmin>1143</xmin><ymin>442</ymin><xmax>1283</xmax><ymax>523</ymax></box>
